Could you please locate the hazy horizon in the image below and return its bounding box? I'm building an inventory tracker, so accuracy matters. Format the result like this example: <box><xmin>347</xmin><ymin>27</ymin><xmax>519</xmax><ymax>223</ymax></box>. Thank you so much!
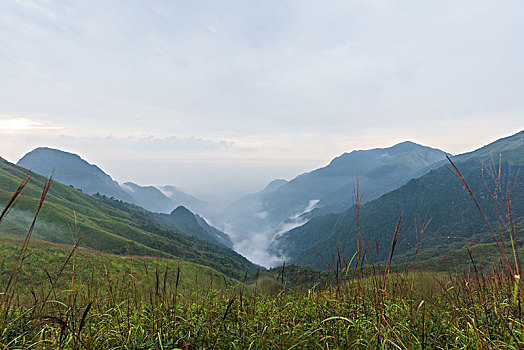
<box><xmin>3</xmin><ymin>130</ymin><xmax>521</xmax><ymax>205</ymax></box>
<box><xmin>1</xmin><ymin>1</ymin><xmax>523</xmax><ymax>202</ymax></box>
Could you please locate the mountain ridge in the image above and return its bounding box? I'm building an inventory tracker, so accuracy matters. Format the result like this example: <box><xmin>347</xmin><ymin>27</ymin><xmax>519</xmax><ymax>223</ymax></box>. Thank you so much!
<box><xmin>16</xmin><ymin>147</ymin><xmax>230</xmax><ymax>247</ymax></box>
<box><xmin>272</xmin><ymin>130</ymin><xmax>524</xmax><ymax>269</ymax></box>
<box><xmin>1</xmin><ymin>156</ymin><xmax>256</xmax><ymax>278</ymax></box>
<box><xmin>17</xmin><ymin>147</ymin><xmax>135</xmax><ymax>203</ymax></box>
<box><xmin>214</xmin><ymin>140</ymin><xmax>449</xmax><ymax>266</ymax></box>
<box><xmin>17</xmin><ymin>147</ymin><xmax>208</xmax><ymax>215</ymax></box>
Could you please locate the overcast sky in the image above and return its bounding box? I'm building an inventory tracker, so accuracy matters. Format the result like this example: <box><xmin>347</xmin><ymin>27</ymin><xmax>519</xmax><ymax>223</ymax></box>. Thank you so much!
<box><xmin>0</xmin><ymin>0</ymin><xmax>522</xmax><ymax>202</ymax></box>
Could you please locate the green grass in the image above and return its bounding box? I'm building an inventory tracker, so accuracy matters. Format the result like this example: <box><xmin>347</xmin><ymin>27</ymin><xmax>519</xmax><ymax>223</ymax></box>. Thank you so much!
<box><xmin>1</xmin><ymin>143</ymin><xmax>523</xmax><ymax>348</ymax></box>
<box><xmin>0</xmin><ymin>232</ymin><xmax>239</xmax><ymax>299</ymax></box>
<box><xmin>2</xmin><ymin>239</ymin><xmax>523</xmax><ymax>349</ymax></box>
<box><xmin>0</xmin><ymin>157</ymin><xmax>257</xmax><ymax>280</ymax></box>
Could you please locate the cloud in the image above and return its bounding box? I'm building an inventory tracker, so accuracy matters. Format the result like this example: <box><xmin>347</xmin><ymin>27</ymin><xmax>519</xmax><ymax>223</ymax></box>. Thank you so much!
<box><xmin>0</xmin><ymin>1</ymin><xmax>522</xmax><ymax>206</ymax></box>
<box><xmin>1</xmin><ymin>1</ymin><xmax>522</xmax><ymax>136</ymax></box>
<box><xmin>55</xmin><ymin>134</ymin><xmax>236</xmax><ymax>154</ymax></box>
<box><xmin>0</xmin><ymin>117</ymin><xmax>62</xmax><ymax>133</ymax></box>
<box><xmin>0</xmin><ymin>1</ymin><xmax>522</xmax><ymax>145</ymax></box>
<box><xmin>232</xmin><ymin>231</ymin><xmax>284</xmax><ymax>268</ymax></box>
<box><xmin>276</xmin><ymin>199</ymin><xmax>319</xmax><ymax>236</ymax></box>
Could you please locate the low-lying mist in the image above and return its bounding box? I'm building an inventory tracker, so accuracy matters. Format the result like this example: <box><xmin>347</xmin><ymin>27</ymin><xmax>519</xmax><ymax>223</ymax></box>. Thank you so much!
<box><xmin>0</xmin><ymin>209</ymin><xmax>72</xmax><ymax>243</ymax></box>
<box><xmin>212</xmin><ymin>199</ymin><xmax>320</xmax><ymax>268</ymax></box>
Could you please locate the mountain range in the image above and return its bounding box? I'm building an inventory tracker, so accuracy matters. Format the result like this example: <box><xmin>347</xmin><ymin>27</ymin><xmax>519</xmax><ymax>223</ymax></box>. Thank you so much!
<box><xmin>17</xmin><ymin>147</ymin><xmax>207</xmax><ymax>215</ymax></box>
<box><xmin>214</xmin><ymin>141</ymin><xmax>449</xmax><ymax>264</ymax></box>
<box><xmin>16</xmin><ymin>147</ymin><xmax>232</xmax><ymax>248</ymax></box>
<box><xmin>9</xmin><ymin>130</ymin><xmax>523</xmax><ymax>270</ymax></box>
<box><xmin>0</xmin><ymin>156</ymin><xmax>250</xmax><ymax>278</ymax></box>
<box><xmin>272</xmin><ymin>130</ymin><xmax>524</xmax><ymax>269</ymax></box>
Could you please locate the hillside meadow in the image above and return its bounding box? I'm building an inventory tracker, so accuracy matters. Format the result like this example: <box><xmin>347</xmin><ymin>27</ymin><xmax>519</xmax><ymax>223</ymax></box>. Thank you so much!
<box><xmin>1</xmin><ymin>233</ymin><xmax>523</xmax><ymax>349</ymax></box>
<box><xmin>0</xmin><ymin>151</ymin><xmax>522</xmax><ymax>349</ymax></box>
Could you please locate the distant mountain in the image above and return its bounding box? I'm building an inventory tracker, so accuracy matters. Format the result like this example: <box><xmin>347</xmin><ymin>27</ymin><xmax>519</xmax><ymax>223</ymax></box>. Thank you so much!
<box><xmin>267</xmin><ymin>141</ymin><xmax>447</xmax><ymax>217</ymax></box>
<box><xmin>273</xmin><ymin>130</ymin><xmax>524</xmax><ymax>269</ymax></box>
<box><xmin>121</xmin><ymin>182</ymin><xmax>176</xmax><ymax>213</ymax></box>
<box><xmin>120</xmin><ymin>182</ymin><xmax>212</xmax><ymax>220</ymax></box>
<box><xmin>120</xmin><ymin>182</ymin><xmax>208</xmax><ymax>215</ymax></box>
<box><xmin>16</xmin><ymin>147</ymin><xmax>231</xmax><ymax>247</ymax></box>
<box><xmin>17</xmin><ymin>147</ymin><xmax>135</xmax><ymax>203</ymax></box>
<box><xmin>152</xmin><ymin>206</ymin><xmax>233</xmax><ymax>248</ymax></box>
<box><xmin>0</xmin><ymin>156</ymin><xmax>257</xmax><ymax>279</ymax></box>
<box><xmin>122</xmin><ymin>184</ymin><xmax>216</xmax><ymax>235</ymax></box>
<box><xmin>263</xmin><ymin>179</ymin><xmax>289</xmax><ymax>192</ymax></box>
<box><xmin>217</xmin><ymin>141</ymin><xmax>448</xmax><ymax>263</ymax></box>
<box><xmin>17</xmin><ymin>147</ymin><xmax>208</xmax><ymax>215</ymax></box>
<box><xmin>157</xmin><ymin>185</ymin><xmax>207</xmax><ymax>214</ymax></box>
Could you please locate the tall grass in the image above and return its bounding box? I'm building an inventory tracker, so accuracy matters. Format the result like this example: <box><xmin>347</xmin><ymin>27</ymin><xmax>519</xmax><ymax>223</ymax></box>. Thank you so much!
<box><xmin>0</xmin><ymin>157</ymin><xmax>522</xmax><ymax>349</ymax></box>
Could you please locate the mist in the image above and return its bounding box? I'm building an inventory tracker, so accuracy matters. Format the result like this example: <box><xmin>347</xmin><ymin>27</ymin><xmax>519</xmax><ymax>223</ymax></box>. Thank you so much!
<box><xmin>212</xmin><ymin>197</ymin><xmax>321</xmax><ymax>268</ymax></box>
<box><xmin>1</xmin><ymin>0</ymin><xmax>523</xmax><ymax>268</ymax></box>
<box><xmin>0</xmin><ymin>209</ymin><xmax>73</xmax><ymax>244</ymax></box>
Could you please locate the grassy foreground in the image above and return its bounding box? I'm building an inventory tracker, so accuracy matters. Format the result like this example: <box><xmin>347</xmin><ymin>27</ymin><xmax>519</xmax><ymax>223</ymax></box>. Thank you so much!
<box><xmin>1</xmin><ymin>158</ymin><xmax>522</xmax><ymax>348</ymax></box>
<box><xmin>1</xmin><ymin>252</ymin><xmax>523</xmax><ymax>349</ymax></box>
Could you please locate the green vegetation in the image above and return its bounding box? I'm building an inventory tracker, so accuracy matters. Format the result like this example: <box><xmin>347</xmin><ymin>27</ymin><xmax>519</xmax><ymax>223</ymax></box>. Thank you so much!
<box><xmin>0</xmin><ymin>157</ymin><xmax>256</xmax><ymax>280</ymax></box>
<box><xmin>2</xmin><ymin>233</ymin><xmax>523</xmax><ymax>348</ymax></box>
<box><xmin>1</xmin><ymin>132</ymin><xmax>522</xmax><ymax>348</ymax></box>
<box><xmin>275</xmin><ymin>131</ymin><xmax>523</xmax><ymax>269</ymax></box>
<box><xmin>0</xmin><ymin>232</ymin><xmax>238</xmax><ymax>298</ymax></box>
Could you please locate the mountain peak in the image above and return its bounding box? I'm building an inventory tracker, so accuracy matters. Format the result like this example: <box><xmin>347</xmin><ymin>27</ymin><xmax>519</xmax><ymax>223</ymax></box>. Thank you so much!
<box><xmin>19</xmin><ymin>147</ymin><xmax>104</xmax><ymax>175</ymax></box>
<box><xmin>22</xmin><ymin>147</ymin><xmax>82</xmax><ymax>162</ymax></box>
<box><xmin>170</xmin><ymin>205</ymin><xmax>193</xmax><ymax>217</ymax></box>
<box><xmin>328</xmin><ymin>141</ymin><xmax>445</xmax><ymax>168</ymax></box>
<box><xmin>17</xmin><ymin>147</ymin><xmax>135</xmax><ymax>202</ymax></box>
<box><xmin>389</xmin><ymin>141</ymin><xmax>420</xmax><ymax>151</ymax></box>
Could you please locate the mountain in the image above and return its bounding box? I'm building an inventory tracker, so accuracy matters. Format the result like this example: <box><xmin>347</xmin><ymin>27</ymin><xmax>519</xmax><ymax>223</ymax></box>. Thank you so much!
<box><xmin>120</xmin><ymin>183</ymin><xmax>228</xmax><ymax>245</ymax></box>
<box><xmin>121</xmin><ymin>181</ymin><xmax>177</xmax><ymax>213</ymax></box>
<box><xmin>17</xmin><ymin>147</ymin><xmax>135</xmax><ymax>203</ymax></box>
<box><xmin>266</xmin><ymin>141</ymin><xmax>447</xmax><ymax>216</ymax></box>
<box><xmin>273</xmin><ymin>130</ymin><xmax>524</xmax><ymax>269</ymax></box>
<box><xmin>0</xmin><ymin>156</ymin><xmax>256</xmax><ymax>279</ymax></box>
<box><xmin>17</xmin><ymin>147</ymin><xmax>208</xmax><ymax>214</ymax></box>
<box><xmin>120</xmin><ymin>182</ymin><xmax>208</xmax><ymax>214</ymax></box>
<box><xmin>157</xmin><ymin>186</ymin><xmax>212</xmax><ymax>215</ymax></box>
<box><xmin>456</xmin><ymin>130</ymin><xmax>524</xmax><ymax>163</ymax></box>
<box><xmin>216</xmin><ymin>141</ymin><xmax>447</xmax><ymax>264</ymax></box>
<box><xmin>152</xmin><ymin>206</ymin><xmax>233</xmax><ymax>248</ymax></box>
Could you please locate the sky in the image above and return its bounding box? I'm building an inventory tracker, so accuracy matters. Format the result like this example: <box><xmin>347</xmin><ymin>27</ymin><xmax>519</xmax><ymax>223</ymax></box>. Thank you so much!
<box><xmin>0</xmin><ymin>0</ymin><xmax>522</xmax><ymax>202</ymax></box>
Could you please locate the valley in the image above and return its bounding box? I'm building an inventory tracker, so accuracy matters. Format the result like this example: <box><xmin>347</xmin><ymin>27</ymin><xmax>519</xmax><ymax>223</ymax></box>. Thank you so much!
<box><xmin>0</xmin><ymin>130</ymin><xmax>522</xmax><ymax>348</ymax></box>
<box><xmin>5</xmin><ymin>130</ymin><xmax>522</xmax><ymax>270</ymax></box>
<box><xmin>2</xmin><ymin>2</ymin><xmax>522</xmax><ymax>347</ymax></box>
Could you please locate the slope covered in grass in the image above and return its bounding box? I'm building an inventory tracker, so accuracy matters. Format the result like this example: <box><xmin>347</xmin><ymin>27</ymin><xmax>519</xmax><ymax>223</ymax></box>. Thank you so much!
<box><xmin>0</xmin><ymin>157</ymin><xmax>256</xmax><ymax>280</ymax></box>
<box><xmin>0</xmin><ymin>232</ymin><xmax>238</xmax><ymax>297</ymax></box>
